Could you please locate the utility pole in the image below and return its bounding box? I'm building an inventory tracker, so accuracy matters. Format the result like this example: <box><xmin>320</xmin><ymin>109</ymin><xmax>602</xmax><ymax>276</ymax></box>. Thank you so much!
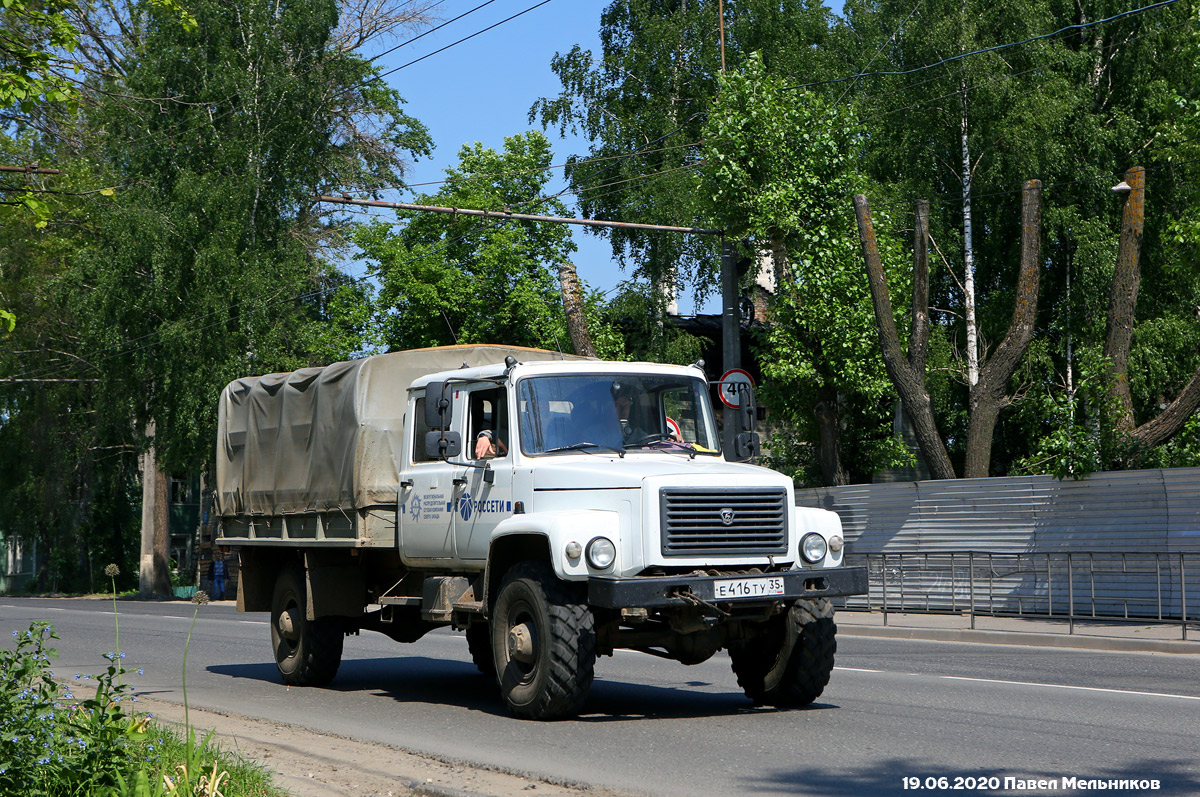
<box><xmin>720</xmin><ymin>239</ymin><xmax>741</xmax><ymax>451</ymax></box>
<box><xmin>720</xmin><ymin>239</ymin><xmax>740</xmax><ymax>374</ymax></box>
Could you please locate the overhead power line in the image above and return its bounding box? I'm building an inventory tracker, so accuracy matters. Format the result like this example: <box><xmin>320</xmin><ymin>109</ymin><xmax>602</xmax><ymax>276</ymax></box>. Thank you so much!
<box><xmin>375</xmin><ymin>0</ymin><xmax>557</xmax><ymax>79</ymax></box>
<box><xmin>0</xmin><ymin>165</ymin><xmax>64</xmax><ymax>175</ymax></box>
<box><xmin>317</xmin><ymin>195</ymin><xmax>722</xmax><ymax>235</ymax></box>
<box><xmin>9</xmin><ymin>157</ymin><xmax>700</xmax><ymax>384</ymax></box>
<box><xmin>364</xmin><ymin>0</ymin><xmax>493</xmax><ymax>66</ymax></box>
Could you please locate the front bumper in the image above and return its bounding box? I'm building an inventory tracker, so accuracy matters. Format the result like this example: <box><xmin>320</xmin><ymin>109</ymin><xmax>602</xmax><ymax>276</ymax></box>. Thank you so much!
<box><xmin>588</xmin><ymin>566</ymin><xmax>868</xmax><ymax>609</ymax></box>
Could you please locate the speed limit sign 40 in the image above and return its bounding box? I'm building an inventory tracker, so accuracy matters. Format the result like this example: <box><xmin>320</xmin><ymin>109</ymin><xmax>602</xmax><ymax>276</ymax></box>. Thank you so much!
<box><xmin>718</xmin><ymin>368</ymin><xmax>754</xmax><ymax>408</ymax></box>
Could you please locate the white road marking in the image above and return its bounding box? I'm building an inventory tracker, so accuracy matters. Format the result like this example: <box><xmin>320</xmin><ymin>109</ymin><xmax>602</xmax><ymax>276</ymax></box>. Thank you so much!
<box><xmin>834</xmin><ymin>666</ymin><xmax>883</xmax><ymax>673</ymax></box>
<box><xmin>240</xmin><ymin>621</ymin><xmax>268</xmax><ymax>626</ymax></box>
<box><xmin>940</xmin><ymin>674</ymin><xmax>1200</xmax><ymax>701</ymax></box>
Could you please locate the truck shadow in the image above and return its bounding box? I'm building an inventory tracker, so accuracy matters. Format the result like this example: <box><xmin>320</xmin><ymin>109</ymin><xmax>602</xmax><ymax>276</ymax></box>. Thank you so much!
<box><xmin>206</xmin><ymin>656</ymin><xmax>839</xmax><ymax>721</ymax></box>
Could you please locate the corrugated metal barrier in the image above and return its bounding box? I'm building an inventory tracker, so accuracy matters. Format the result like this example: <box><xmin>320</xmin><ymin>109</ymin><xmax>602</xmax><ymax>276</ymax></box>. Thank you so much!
<box><xmin>796</xmin><ymin>468</ymin><xmax>1200</xmax><ymax>638</ymax></box>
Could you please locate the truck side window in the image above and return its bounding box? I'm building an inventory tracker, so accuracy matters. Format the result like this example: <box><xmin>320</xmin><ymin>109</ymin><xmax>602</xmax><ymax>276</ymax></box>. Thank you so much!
<box><xmin>412</xmin><ymin>397</ymin><xmax>436</xmax><ymax>463</ymax></box>
<box><xmin>468</xmin><ymin>387</ymin><xmax>508</xmax><ymax>459</ymax></box>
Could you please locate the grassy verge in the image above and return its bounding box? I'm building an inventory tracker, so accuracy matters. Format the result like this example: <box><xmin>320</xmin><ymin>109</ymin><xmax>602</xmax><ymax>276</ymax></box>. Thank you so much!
<box><xmin>1</xmin><ymin>610</ymin><xmax>287</xmax><ymax>795</ymax></box>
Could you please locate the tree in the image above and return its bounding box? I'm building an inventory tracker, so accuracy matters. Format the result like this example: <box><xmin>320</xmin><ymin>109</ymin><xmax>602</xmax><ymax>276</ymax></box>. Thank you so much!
<box><xmin>856</xmin><ymin>181</ymin><xmax>1044</xmax><ymax>479</ymax></box>
<box><xmin>700</xmin><ymin>54</ymin><xmax>907</xmax><ymax>485</ymax></box>
<box><xmin>531</xmin><ymin>0</ymin><xmax>840</xmax><ymax>306</ymax></box>
<box><xmin>0</xmin><ymin>0</ymin><xmax>79</xmax><ymax>113</ymax></box>
<box><xmin>0</xmin><ymin>0</ymin><xmax>433</xmax><ymax>593</ymax></box>
<box><xmin>355</xmin><ymin>131</ymin><xmax>576</xmax><ymax>352</ymax></box>
<box><xmin>834</xmin><ymin>0</ymin><xmax>1200</xmax><ymax>476</ymax></box>
<box><xmin>1101</xmin><ymin>167</ymin><xmax>1200</xmax><ymax>460</ymax></box>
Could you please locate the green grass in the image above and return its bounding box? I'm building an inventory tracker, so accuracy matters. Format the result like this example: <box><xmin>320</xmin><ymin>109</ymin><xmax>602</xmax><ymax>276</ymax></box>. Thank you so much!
<box><xmin>123</xmin><ymin>721</ymin><xmax>286</xmax><ymax>797</ymax></box>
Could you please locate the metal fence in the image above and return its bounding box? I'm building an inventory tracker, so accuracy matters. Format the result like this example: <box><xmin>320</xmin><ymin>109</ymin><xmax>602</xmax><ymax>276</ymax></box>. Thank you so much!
<box><xmin>842</xmin><ymin>551</ymin><xmax>1195</xmax><ymax>640</ymax></box>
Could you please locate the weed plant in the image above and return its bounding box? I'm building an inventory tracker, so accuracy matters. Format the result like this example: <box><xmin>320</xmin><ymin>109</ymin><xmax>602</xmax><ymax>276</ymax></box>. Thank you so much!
<box><xmin>0</xmin><ymin>621</ymin><xmax>143</xmax><ymax>794</ymax></box>
<box><xmin>0</xmin><ymin>570</ymin><xmax>285</xmax><ymax>796</ymax></box>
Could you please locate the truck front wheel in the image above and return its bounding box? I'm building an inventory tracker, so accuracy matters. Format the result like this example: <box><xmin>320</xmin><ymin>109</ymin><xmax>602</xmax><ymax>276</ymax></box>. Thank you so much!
<box><xmin>270</xmin><ymin>566</ymin><xmax>343</xmax><ymax>686</ymax></box>
<box><xmin>491</xmin><ymin>562</ymin><xmax>595</xmax><ymax>720</ymax></box>
<box><xmin>729</xmin><ymin>598</ymin><xmax>836</xmax><ymax>707</ymax></box>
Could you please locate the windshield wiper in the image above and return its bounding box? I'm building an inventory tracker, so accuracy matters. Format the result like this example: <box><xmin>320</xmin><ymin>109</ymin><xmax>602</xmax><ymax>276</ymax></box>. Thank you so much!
<box><xmin>624</xmin><ymin>435</ymin><xmax>699</xmax><ymax>458</ymax></box>
<box><xmin>544</xmin><ymin>441</ymin><xmax>625</xmax><ymax>458</ymax></box>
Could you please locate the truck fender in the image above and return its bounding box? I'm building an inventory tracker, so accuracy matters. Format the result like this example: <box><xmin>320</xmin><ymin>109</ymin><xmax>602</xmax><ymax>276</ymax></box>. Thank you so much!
<box><xmin>484</xmin><ymin>510</ymin><xmax>621</xmax><ymax>609</ymax></box>
<box><xmin>792</xmin><ymin>506</ymin><xmax>846</xmax><ymax>569</ymax></box>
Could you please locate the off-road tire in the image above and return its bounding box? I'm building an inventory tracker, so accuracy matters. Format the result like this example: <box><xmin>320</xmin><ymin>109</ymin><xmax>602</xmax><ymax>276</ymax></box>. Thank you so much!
<box><xmin>491</xmin><ymin>561</ymin><xmax>595</xmax><ymax>720</ymax></box>
<box><xmin>270</xmin><ymin>565</ymin><xmax>343</xmax><ymax>686</ymax></box>
<box><xmin>466</xmin><ymin>622</ymin><xmax>495</xmax><ymax>676</ymax></box>
<box><xmin>729</xmin><ymin>598</ymin><xmax>836</xmax><ymax>707</ymax></box>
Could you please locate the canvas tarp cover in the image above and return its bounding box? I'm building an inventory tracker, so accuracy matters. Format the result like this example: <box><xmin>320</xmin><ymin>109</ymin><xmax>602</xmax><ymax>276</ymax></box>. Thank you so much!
<box><xmin>215</xmin><ymin>345</ymin><xmax>582</xmax><ymax>517</ymax></box>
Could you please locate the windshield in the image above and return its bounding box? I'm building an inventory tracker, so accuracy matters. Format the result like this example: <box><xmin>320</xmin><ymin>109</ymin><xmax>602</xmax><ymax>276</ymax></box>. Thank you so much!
<box><xmin>517</xmin><ymin>373</ymin><xmax>721</xmax><ymax>456</ymax></box>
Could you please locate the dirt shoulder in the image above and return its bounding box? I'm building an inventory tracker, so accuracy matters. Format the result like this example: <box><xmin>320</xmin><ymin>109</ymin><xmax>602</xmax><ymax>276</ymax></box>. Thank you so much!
<box><xmin>127</xmin><ymin>693</ymin><xmax>640</xmax><ymax>797</ymax></box>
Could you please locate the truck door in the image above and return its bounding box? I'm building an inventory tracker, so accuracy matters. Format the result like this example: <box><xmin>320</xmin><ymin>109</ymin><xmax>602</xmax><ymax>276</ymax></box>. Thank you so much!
<box><xmin>399</xmin><ymin>393</ymin><xmax>457</xmax><ymax>561</ymax></box>
<box><xmin>454</xmin><ymin>385</ymin><xmax>514</xmax><ymax>560</ymax></box>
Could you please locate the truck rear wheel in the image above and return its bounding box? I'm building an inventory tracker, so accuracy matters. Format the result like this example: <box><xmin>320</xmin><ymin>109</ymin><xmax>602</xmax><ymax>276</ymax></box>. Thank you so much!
<box><xmin>491</xmin><ymin>562</ymin><xmax>595</xmax><ymax>720</ymax></box>
<box><xmin>271</xmin><ymin>566</ymin><xmax>343</xmax><ymax>686</ymax></box>
<box><xmin>729</xmin><ymin>598</ymin><xmax>836</xmax><ymax>707</ymax></box>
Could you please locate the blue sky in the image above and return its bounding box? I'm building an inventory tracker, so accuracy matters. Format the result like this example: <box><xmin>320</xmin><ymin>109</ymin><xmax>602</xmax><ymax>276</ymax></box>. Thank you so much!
<box><xmin>365</xmin><ymin>1</ymin><xmax>711</xmax><ymax>313</ymax></box>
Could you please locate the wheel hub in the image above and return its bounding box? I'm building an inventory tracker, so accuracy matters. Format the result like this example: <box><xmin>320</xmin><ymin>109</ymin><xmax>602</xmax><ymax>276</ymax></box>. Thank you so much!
<box><xmin>278</xmin><ymin>606</ymin><xmax>301</xmax><ymax>643</ymax></box>
<box><xmin>507</xmin><ymin>622</ymin><xmax>535</xmax><ymax>664</ymax></box>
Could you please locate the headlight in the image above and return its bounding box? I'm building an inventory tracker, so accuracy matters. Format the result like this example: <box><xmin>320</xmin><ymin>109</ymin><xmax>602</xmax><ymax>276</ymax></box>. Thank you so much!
<box><xmin>828</xmin><ymin>535</ymin><xmax>844</xmax><ymax>554</ymax></box>
<box><xmin>800</xmin><ymin>532</ymin><xmax>828</xmax><ymax>563</ymax></box>
<box><xmin>586</xmin><ymin>536</ymin><xmax>616</xmax><ymax>569</ymax></box>
<box><xmin>565</xmin><ymin>541</ymin><xmax>582</xmax><ymax>561</ymax></box>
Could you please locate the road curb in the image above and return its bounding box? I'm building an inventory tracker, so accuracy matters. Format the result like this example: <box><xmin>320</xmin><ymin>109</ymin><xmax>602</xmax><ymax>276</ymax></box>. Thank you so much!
<box><xmin>839</xmin><ymin>623</ymin><xmax>1200</xmax><ymax>654</ymax></box>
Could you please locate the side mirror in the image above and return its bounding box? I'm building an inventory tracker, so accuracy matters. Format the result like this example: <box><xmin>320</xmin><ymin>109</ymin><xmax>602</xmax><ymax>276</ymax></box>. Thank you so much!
<box><xmin>425</xmin><ymin>430</ymin><xmax>462</xmax><ymax>460</ymax></box>
<box><xmin>727</xmin><ymin>382</ymin><xmax>759</xmax><ymax>462</ymax></box>
<box><xmin>733</xmin><ymin>432</ymin><xmax>760</xmax><ymax>461</ymax></box>
<box><xmin>736</xmin><ymin>383</ymin><xmax>756</xmax><ymax>433</ymax></box>
<box><xmin>424</xmin><ymin>381</ymin><xmax>453</xmax><ymax>429</ymax></box>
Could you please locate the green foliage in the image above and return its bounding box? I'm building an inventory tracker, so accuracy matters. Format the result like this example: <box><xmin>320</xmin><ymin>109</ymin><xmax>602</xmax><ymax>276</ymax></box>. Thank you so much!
<box><xmin>532</xmin><ymin>0</ymin><xmax>839</xmax><ymax>300</ymax></box>
<box><xmin>1</xmin><ymin>0</ymin><xmax>431</xmax><ymax>585</ymax></box>
<box><xmin>582</xmin><ymin>287</ymin><xmax>628</xmax><ymax>361</ymax></box>
<box><xmin>836</xmin><ymin>0</ymin><xmax>1200</xmax><ymax>476</ymax></box>
<box><xmin>54</xmin><ymin>0</ymin><xmax>431</xmax><ymax>473</ymax></box>
<box><xmin>700</xmin><ymin>54</ymin><xmax>908</xmax><ymax>483</ymax></box>
<box><xmin>355</xmin><ymin>131</ymin><xmax>575</xmax><ymax>352</ymax></box>
<box><xmin>599</xmin><ymin>284</ymin><xmax>706</xmax><ymax>365</ymax></box>
<box><xmin>0</xmin><ymin>0</ymin><xmax>80</xmax><ymax>113</ymax></box>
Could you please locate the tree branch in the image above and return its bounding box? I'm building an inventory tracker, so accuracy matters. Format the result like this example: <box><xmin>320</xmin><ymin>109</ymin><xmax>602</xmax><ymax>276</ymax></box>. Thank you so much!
<box><xmin>855</xmin><ymin>194</ymin><xmax>956</xmax><ymax>479</ymax></box>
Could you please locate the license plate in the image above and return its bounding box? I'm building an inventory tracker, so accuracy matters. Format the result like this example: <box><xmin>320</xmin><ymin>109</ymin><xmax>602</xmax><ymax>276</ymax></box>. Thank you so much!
<box><xmin>712</xmin><ymin>576</ymin><xmax>786</xmax><ymax>600</ymax></box>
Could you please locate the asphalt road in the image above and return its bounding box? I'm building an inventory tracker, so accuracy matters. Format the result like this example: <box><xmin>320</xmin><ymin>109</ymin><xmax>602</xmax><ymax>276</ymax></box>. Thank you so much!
<box><xmin>3</xmin><ymin>597</ymin><xmax>1198</xmax><ymax>796</ymax></box>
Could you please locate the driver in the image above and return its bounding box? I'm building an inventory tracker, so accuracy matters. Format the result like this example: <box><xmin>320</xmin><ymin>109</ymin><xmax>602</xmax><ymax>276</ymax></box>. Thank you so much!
<box><xmin>611</xmin><ymin>381</ymin><xmax>648</xmax><ymax>443</ymax></box>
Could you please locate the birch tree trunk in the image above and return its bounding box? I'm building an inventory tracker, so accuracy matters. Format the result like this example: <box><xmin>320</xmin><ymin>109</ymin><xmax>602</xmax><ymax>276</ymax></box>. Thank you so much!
<box><xmin>960</xmin><ymin>80</ymin><xmax>979</xmax><ymax>387</ymax></box>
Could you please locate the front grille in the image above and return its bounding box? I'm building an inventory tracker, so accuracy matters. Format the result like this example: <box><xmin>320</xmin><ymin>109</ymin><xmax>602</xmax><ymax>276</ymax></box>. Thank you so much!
<box><xmin>660</xmin><ymin>487</ymin><xmax>789</xmax><ymax>556</ymax></box>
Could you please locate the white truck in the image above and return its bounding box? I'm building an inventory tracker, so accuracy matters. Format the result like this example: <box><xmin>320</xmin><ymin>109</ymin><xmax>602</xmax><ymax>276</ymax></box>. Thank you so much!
<box><xmin>216</xmin><ymin>344</ymin><xmax>867</xmax><ymax>720</ymax></box>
